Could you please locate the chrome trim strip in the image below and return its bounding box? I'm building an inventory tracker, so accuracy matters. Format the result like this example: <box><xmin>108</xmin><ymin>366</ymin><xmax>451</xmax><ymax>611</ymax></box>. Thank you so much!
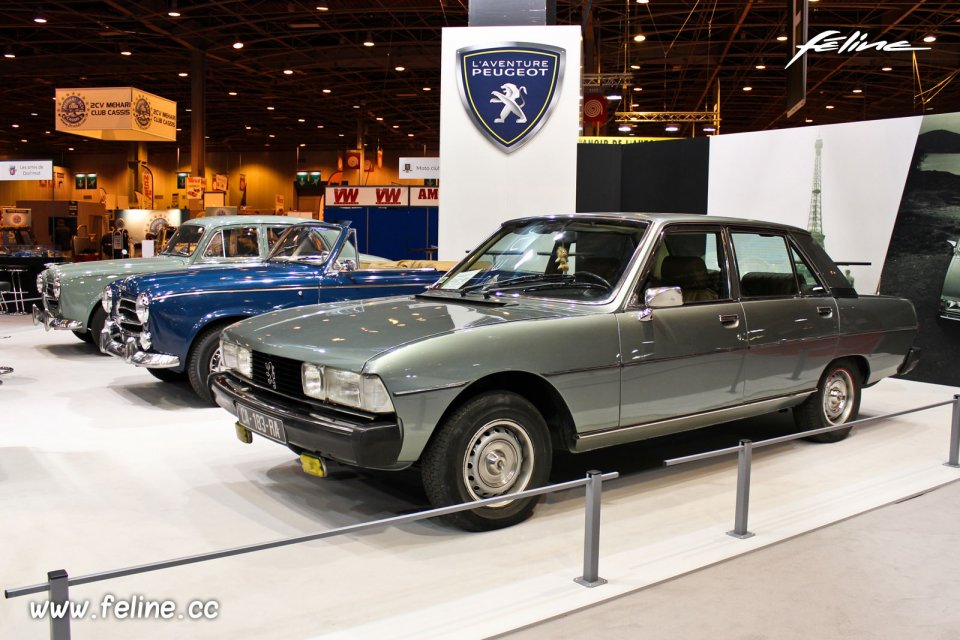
<box><xmin>575</xmin><ymin>391</ymin><xmax>814</xmax><ymax>450</ymax></box>
<box><xmin>153</xmin><ymin>282</ymin><xmax>421</xmax><ymax>301</ymax></box>
<box><xmin>620</xmin><ymin>346</ymin><xmax>744</xmax><ymax>368</ymax></box>
<box><xmin>542</xmin><ymin>363</ymin><xmax>620</xmax><ymax>377</ymax></box>
<box><xmin>391</xmin><ymin>380</ymin><xmax>470</xmax><ymax>397</ymax></box>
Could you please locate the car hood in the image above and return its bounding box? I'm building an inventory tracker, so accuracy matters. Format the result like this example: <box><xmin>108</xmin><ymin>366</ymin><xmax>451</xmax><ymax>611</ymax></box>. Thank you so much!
<box><xmin>120</xmin><ymin>262</ymin><xmax>313</xmax><ymax>298</ymax></box>
<box><xmin>51</xmin><ymin>256</ymin><xmax>188</xmax><ymax>281</ymax></box>
<box><xmin>222</xmin><ymin>294</ymin><xmax>575</xmax><ymax>371</ymax></box>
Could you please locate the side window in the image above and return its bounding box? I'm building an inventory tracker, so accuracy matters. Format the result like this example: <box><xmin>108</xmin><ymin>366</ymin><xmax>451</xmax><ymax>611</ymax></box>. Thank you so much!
<box><xmin>202</xmin><ymin>230</ymin><xmax>224</xmax><ymax>258</ymax></box>
<box><xmin>645</xmin><ymin>229</ymin><xmax>729</xmax><ymax>303</ymax></box>
<box><xmin>790</xmin><ymin>245</ymin><xmax>827</xmax><ymax>296</ymax></box>
<box><xmin>731</xmin><ymin>232</ymin><xmax>799</xmax><ymax>297</ymax></box>
<box><xmin>222</xmin><ymin>227</ymin><xmax>260</xmax><ymax>258</ymax></box>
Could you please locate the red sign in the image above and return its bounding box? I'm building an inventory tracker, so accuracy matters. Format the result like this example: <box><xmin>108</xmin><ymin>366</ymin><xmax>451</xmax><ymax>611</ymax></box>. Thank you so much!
<box><xmin>582</xmin><ymin>94</ymin><xmax>607</xmax><ymax>124</ymax></box>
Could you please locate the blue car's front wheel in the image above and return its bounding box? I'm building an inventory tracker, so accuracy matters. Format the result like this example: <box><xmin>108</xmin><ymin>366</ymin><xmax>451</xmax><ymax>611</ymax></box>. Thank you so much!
<box><xmin>188</xmin><ymin>325</ymin><xmax>227</xmax><ymax>404</ymax></box>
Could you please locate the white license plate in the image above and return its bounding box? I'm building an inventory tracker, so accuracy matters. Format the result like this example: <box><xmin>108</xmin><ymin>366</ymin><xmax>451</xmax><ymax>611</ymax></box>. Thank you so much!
<box><xmin>237</xmin><ymin>404</ymin><xmax>287</xmax><ymax>444</ymax></box>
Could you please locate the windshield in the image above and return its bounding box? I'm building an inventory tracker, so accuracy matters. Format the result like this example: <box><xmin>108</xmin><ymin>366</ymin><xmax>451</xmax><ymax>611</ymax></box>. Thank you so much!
<box><xmin>266</xmin><ymin>225</ymin><xmax>345</xmax><ymax>263</ymax></box>
<box><xmin>434</xmin><ymin>218</ymin><xmax>648</xmax><ymax>301</ymax></box>
<box><xmin>160</xmin><ymin>224</ymin><xmax>205</xmax><ymax>257</ymax></box>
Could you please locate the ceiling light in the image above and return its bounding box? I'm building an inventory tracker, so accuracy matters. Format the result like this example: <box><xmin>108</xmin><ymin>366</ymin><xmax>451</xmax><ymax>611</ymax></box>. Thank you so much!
<box><xmin>407</xmin><ymin>133</ymin><xmax>414</xmax><ymax>137</ymax></box>
<box><xmin>422</xmin><ymin>87</ymin><xmax>431</xmax><ymax>91</ymax></box>
<box><xmin>178</xmin><ymin>72</ymin><xmax>188</xmax><ymax>77</ymax></box>
<box><xmin>702</xmin><ymin>126</ymin><xmax>716</xmax><ymax>132</ymax></box>
<box><xmin>338</xmin><ymin>133</ymin><xmax>345</xmax><ymax>137</ymax></box>
<box><xmin>665</xmin><ymin>125</ymin><xmax>679</xmax><ymax>132</ymax></box>
<box><xmin>392</xmin><ymin>125</ymin><xmax>399</xmax><ymax>129</ymax></box>
<box><xmin>298</xmin><ymin>118</ymin><xmax>305</xmax><ymax>122</ymax></box>
<box><xmin>826</xmin><ymin>105</ymin><xmax>835</xmax><ymax>109</ymax></box>
<box><xmin>283</xmin><ymin>69</ymin><xmax>293</xmax><ymax>75</ymax></box>
<box><xmin>168</xmin><ymin>0</ymin><xmax>181</xmax><ymax>17</ymax></box>
<box><xmin>185</xmin><ymin>108</ymin><xmax>191</xmax><ymax>112</ymax></box>
<box><xmin>633</xmin><ymin>34</ymin><xmax>646</xmax><ymax>43</ymax></box>
<box><xmin>44</xmin><ymin>130</ymin><xmax>50</xmax><ymax>134</ymax></box>
<box><xmin>34</xmin><ymin>15</ymin><xmax>47</xmax><ymax>24</ymax></box>
<box><xmin>317</xmin><ymin>125</ymin><xmax>324</xmax><ymax>128</ymax></box>
<box><xmin>316</xmin><ymin>2</ymin><xmax>329</xmax><ymax>10</ymax></box>
<box><xmin>228</xmin><ymin>91</ymin><xmax>237</xmax><ymax>96</ymax></box>
<box><xmin>268</xmin><ymin>134</ymin><xmax>275</xmax><ymax>138</ymax></box>
<box><xmin>245</xmin><ymin>125</ymin><xmax>251</xmax><ymax>130</ymax></box>
<box><xmin>11</xmin><ymin>124</ymin><xmax>19</xmax><ymax>128</ymax></box>
<box><xmin>20</xmin><ymin>139</ymin><xmax>27</xmax><ymax>143</ymax></box>
<box><xmin>67</xmin><ymin>147</ymin><xmax>74</xmax><ymax>151</ymax></box>
<box><xmin>232</xmin><ymin>41</ymin><xmax>244</xmax><ymax>50</ymax></box>
<box><xmin>322</xmin><ymin>88</ymin><xmax>331</xmax><ymax>94</ymax></box>
<box><xmin>395</xmin><ymin>64</ymin><xmax>405</xmax><ymax>71</ymax></box>
<box><xmin>3</xmin><ymin>48</ymin><xmax>14</xmax><ymax>59</ymax></box>
<box><xmin>882</xmin><ymin>66</ymin><xmax>893</xmax><ymax>71</ymax></box>
<box><xmin>852</xmin><ymin>88</ymin><xmax>863</xmax><ymax>94</ymax></box>
<box><xmin>300</xmin><ymin>143</ymin><xmax>306</xmax><ymax>147</ymax></box>
<box><xmin>637</xmin><ymin>0</ymin><xmax>649</xmax><ymax>3</ymax></box>
<box><xmin>776</xmin><ymin>35</ymin><xmax>788</xmax><ymax>42</ymax></box>
<box><xmin>266</xmin><ymin>106</ymin><xmax>275</xmax><ymax>111</ymax></box>
<box><xmin>633</xmin><ymin>87</ymin><xmax>642</xmax><ymax>92</ymax></box>
<box><xmin>120</xmin><ymin>48</ymin><xmax>132</xmax><ymax>56</ymax></box>
<box><xmin>630</xmin><ymin>64</ymin><xmax>640</xmax><ymax>70</ymax></box>
<box><xmin>363</xmin><ymin>33</ymin><xmax>375</xmax><ymax>47</ymax></box>
<box><xmin>742</xmin><ymin>86</ymin><xmax>753</xmax><ymax>91</ymax></box>
<box><xmin>618</xmin><ymin>125</ymin><xmax>632</xmax><ymax>132</ymax></box>
<box><xmin>352</xmin><ymin>105</ymin><xmax>360</xmax><ymax>109</ymax></box>
<box><xmin>923</xmin><ymin>35</ymin><xmax>936</xmax><ymax>43</ymax></box>
<box><xmin>376</xmin><ymin>117</ymin><xmax>383</xmax><ymax>121</ymax></box>
<box><xmin>755</xmin><ymin>64</ymin><xmax>766</xmax><ymax>70</ymax></box>
<box><xmin>606</xmin><ymin>94</ymin><xmax>622</xmax><ymax>100</ymax></box>
<box><xmin>805</xmin><ymin>118</ymin><xmax>813</xmax><ymax>123</ymax></box>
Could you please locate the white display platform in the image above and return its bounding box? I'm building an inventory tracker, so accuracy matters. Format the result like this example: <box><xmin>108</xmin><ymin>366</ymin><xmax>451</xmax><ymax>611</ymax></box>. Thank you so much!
<box><xmin>1</xmin><ymin>314</ymin><xmax>957</xmax><ymax>639</ymax></box>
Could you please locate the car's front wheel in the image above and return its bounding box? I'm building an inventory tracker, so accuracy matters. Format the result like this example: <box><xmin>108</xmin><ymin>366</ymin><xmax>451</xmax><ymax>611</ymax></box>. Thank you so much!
<box><xmin>187</xmin><ymin>325</ymin><xmax>226</xmax><ymax>404</ymax></box>
<box><xmin>421</xmin><ymin>391</ymin><xmax>552</xmax><ymax>531</ymax></box>
<box><xmin>72</xmin><ymin>328</ymin><xmax>93</xmax><ymax>344</ymax></box>
<box><xmin>794</xmin><ymin>359</ymin><xmax>861</xmax><ymax>443</ymax></box>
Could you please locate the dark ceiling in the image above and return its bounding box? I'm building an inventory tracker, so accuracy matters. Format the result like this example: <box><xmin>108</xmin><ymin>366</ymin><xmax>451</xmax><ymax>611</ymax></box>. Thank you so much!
<box><xmin>0</xmin><ymin>1</ymin><xmax>958</xmax><ymax>158</ymax></box>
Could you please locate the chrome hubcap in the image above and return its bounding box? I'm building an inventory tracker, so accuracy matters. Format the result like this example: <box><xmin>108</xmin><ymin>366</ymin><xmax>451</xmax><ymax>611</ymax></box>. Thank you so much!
<box><xmin>463</xmin><ymin>419</ymin><xmax>534</xmax><ymax>504</ymax></box>
<box><xmin>822</xmin><ymin>369</ymin><xmax>854</xmax><ymax>424</ymax></box>
<box><xmin>209</xmin><ymin>347</ymin><xmax>223</xmax><ymax>373</ymax></box>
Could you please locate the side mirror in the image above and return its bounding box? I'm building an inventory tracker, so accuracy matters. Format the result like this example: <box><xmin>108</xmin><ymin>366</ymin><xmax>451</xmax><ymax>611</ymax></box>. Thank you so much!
<box><xmin>334</xmin><ymin>258</ymin><xmax>357</xmax><ymax>272</ymax></box>
<box><xmin>638</xmin><ymin>286</ymin><xmax>682</xmax><ymax>321</ymax></box>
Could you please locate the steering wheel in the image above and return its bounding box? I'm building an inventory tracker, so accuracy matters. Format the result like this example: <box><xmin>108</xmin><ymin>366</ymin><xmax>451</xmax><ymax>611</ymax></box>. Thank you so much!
<box><xmin>574</xmin><ymin>270</ymin><xmax>613</xmax><ymax>290</ymax></box>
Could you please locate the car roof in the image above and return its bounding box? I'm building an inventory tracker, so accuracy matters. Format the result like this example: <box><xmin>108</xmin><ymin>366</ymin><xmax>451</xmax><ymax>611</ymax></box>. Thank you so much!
<box><xmin>181</xmin><ymin>215</ymin><xmax>311</xmax><ymax>227</ymax></box>
<box><xmin>503</xmin><ymin>212</ymin><xmax>808</xmax><ymax>235</ymax></box>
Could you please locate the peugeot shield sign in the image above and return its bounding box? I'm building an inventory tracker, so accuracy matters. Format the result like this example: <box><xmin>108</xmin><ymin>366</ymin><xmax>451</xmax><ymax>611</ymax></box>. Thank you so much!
<box><xmin>456</xmin><ymin>43</ymin><xmax>565</xmax><ymax>153</ymax></box>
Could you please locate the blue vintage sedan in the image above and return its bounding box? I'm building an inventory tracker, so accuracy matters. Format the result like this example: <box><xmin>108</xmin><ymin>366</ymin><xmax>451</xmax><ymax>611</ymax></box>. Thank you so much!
<box><xmin>100</xmin><ymin>221</ymin><xmax>455</xmax><ymax>402</ymax></box>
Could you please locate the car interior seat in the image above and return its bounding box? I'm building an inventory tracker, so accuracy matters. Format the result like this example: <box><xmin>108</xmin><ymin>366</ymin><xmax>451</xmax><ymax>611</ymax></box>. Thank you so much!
<box><xmin>659</xmin><ymin>256</ymin><xmax>719</xmax><ymax>302</ymax></box>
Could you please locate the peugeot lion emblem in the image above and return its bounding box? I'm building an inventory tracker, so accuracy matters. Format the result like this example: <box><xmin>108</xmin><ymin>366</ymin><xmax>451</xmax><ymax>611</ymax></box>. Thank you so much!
<box><xmin>265</xmin><ymin>361</ymin><xmax>277</xmax><ymax>389</ymax></box>
<box><xmin>456</xmin><ymin>42</ymin><xmax>565</xmax><ymax>153</ymax></box>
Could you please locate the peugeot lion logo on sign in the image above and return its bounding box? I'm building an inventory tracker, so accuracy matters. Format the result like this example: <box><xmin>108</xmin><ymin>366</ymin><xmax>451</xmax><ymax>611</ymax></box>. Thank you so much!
<box><xmin>456</xmin><ymin>42</ymin><xmax>565</xmax><ymax>153</ymax></box>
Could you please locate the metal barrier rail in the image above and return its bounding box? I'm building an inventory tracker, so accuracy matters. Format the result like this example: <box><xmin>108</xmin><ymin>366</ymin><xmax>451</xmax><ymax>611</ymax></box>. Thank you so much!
<box><xmin>665</xmin><ymin>395</ymin><xmax>960</xmax><ymax>539</ymax></box>
<box><xmin>5</xmin><ymin>470</ymin><xmax>618</xmax><ymax>640</ymax></box>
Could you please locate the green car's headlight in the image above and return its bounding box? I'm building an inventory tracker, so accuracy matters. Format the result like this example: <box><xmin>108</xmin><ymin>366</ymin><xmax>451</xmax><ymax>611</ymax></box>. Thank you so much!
<box><xmin>101</xmin><ymin>286</ymin><xmax>113</xmax><ymax>312</ymax></box>
<box><xmin>221</xmin><ymin>340</ymin><xmax>252</xmax><ymax>378</ymax></box>
<box><xmin>36</xmin><ymin>273</ymin><xmax>43</xmax><ymax>294</ymax></box>
<box><xmin>51</xmin><ymin>274</ymin><xmax>61</xmax><ymax>299</ymax></box>
<box><xmin>301</xmin><ymin>365</ymin><xmax>394</xmax><ymax>414</ymax></box>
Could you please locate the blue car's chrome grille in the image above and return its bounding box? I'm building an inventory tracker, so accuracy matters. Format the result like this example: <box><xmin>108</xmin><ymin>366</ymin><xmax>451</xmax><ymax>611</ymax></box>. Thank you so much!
<box><xmin>117</xmin><ymin>295</ymin><xmax>142</xmax><ymax>334</ymax></box>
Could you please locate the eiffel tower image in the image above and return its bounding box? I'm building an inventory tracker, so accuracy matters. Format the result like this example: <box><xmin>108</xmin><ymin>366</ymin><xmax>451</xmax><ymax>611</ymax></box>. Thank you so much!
<box><xmin>807</xmin><ymin>136</ymin><xmax>826</xmax><ymax>247</ymax></box>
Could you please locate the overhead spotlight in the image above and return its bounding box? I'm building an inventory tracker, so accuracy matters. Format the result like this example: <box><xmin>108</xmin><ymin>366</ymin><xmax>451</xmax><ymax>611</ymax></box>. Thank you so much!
<box><xmin>702</xmin><ymin>126</ymin><xmax>716</xmax><ymax>132</ymax></box>
<box><xmin>392</xmin><ymin>125</ymin><xmax>399</xmax><ymax>129</ymax></box>
<box><xmin>852</xmin><ymin>88</ymin><xmax>863</xmax><ymax>94</ymax></box>
<box><xmin>3</xmin><ymin>47</ymin><xmax>14</xmax><ymax>59</ymax></box>
<box><xmin>315</xmin><ymin>1</ymin><xmax>329</xmax><ymax>10</ymax></box>
<box><xmin>407</xmin><ymin>133</ymin><xmax>414</xmax><ymax>137</ymax></box>
<box><xmin>34</xmin><ymin>14</ymin><xmax>48</xmax><ymax>24</ymax></box>
<box><xmin>178</xmin><ymin>72</ymin><xmax>188</xmax><ymax>77</ymax></box>
<box><xmin>630</xmin><ymin>64</ymin><xmax>641</xmax><ymax>70</ymax></box>
<box><xmin>11</xmin><ymin>124</ymin><xmax>19</xmax><ymax>128</ymax></box>
<box><xmin>298</xmin><ymin>118</ymin><xmax>305</xmax><ymax>122</ymax></box>
<box><xmin>67</xmin><ymin>147</ymin><xmax>74</xmax><ymax>151</ymax></box>
<box><xmin>633</xmin><ymin>33</ymin><xmax>646</xmax><ymax>43</ymax></box>
<box><xmin>665</xmin><ymin>125</ymin><xmax>679</xmax><ymax>132</ymax></box>
<box><xmin>755</xmin><ymin>63</ymin><xmax>766</xmax><ymax>70</ymax></box>
<box><xmin>422</xmin><ymin>86</ymin><xmax>431</xmax><ymax>91</ymax></box>
<box><xmin>300</xmin><ymin>143</ymin><xmax>306</xmax><ymax>147</ymax></box>
<box><xmin>283</xmin><ymin>69</ymin><xmax>294</xmax><ymax>75</ymax></box>
<box><xmin>168</xmin><ymin>0</ymin><xmax>181</xmax><ymax>17</ymax></box>
<box><xmin>395</xmin><ymin>64</ymin><xmax>405</xmax><ymax>72</ymax></box>
<box><xmin>618</xmin><ymin>125</ymin><xmax>632</xmax><ymax>132</ymax></box>
<box><xmin>606</xmin><ymin>94</ymin><xmax>622</xmax><ymax>101</ymax></box>
<box><xmin>363</xmin><ymin>32</ymin><xmax>375</xmax><ymax>47</ymax></box>
<box><xmin>120</xmin><ymin>47</ymin><xmax>132</xmax><ymax>56</ymax></box>
<box><xmin>232</xmin><ymin>41</ymin><xmax>244</xmax><ymax>50</ymax></box>
<box><xmin>317</xmin><ymin>124</ymin><xmax>324</xmax><ymax>128</ymax></box>
<box><xmin>825</xmin><ymin>105</ymin><xmax>835</xmax><ymax>109</ymax></box>
<box><xmin>268</xmin><ymin>134</ymin><xmax>276</xmax><ymax>138</ymax></box>
<box><xmin>228</xmin><ymin>91</ymin><xmax>238</xmax><ymax>96</ymax></box>
<box><xmin>266</xmin><ymin>106</ymin><xmax>275</xmax><ymax>110</ymax></box>
<box><xmin>322</xmin><ymin>88</ymin><xmax>331</xmax><ymax>94</ymax></box>
<box><xmin>742</xmin><ymin>86</ymin><xmax>753</xmax><ymax>91</ymax></box>
<box><xmin>804</xmin><ymin>118</ymin><xmax>813</xmax><ymax>123</ymax></box>
<box><xmin>923</xmin><ymin>35</ymin><xmax>936</xmax><ymax>43</ymax></box>
<box><xmin>776</xmin><ymin>35</ymin><xmax>788</xmax><ymax>41</ymax></box>
<box><xmin>245</xmin><ymin>125</ymin><xmax>252</xmax><ymax>130</ymax></box>
<box><xmin>636</xmin><ymin>0</ymin><xmax>649</xmax><ymax>3</ymax></box>
<box><xmin>881</xmin><ymin>66</ymin><xmax>893</xmax><ymax>71</ymax></box>
<box><xmin>633</xmin><ymin>87</ymin><xmax>642</xmax><ymax>92</ymax></box>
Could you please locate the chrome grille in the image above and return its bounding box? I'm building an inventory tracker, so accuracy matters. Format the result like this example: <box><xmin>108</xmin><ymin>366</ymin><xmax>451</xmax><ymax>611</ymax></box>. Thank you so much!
<box><xmin>252</xmin><ymin>351</ymin><xmax>306</xmax><ymax>400</ymax></box>
<box><xmin>117</xmin><ymin>295</ymin><xmax>143</xmax><ymax>334</ymax></box>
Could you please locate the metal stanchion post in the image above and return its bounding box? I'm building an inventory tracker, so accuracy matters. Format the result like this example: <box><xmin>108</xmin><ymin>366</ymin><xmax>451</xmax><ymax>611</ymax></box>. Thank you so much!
<box><xmin>946</xmin><ymin>394</ymin><xmax>960</xmax><ymax>469</ymax></box>
<box><xmin>727</xmin><ymin>439</ymin><xmax>756</xmax><ymax>539</ymax></box>
<box><xmin>47</xmin><ymin>570</ymin><xmax>71</xmax><ymax>640</ymax></box>
<box><xmin>574</xmin><ymin>470</ymin><xmax>608</xmax><ymax>587</ymax></box>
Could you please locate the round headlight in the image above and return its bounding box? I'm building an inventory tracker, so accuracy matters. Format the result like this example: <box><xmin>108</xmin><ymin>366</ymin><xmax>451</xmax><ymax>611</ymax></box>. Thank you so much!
<box><xmin>36</xmin><ymin>273</ymin><xmax>43</xmax><ymax>294</ymax></box>
<box><xmin>51</xmin><ymin>275</ymin><xmax>61</xmax><ymax>299</ymax></box>
<box><xmin>101</xmin><ymin>287</ymin><xmax>113</xmax><ymax>312</ymax></box>
<box><xmin>135</xmin><ymin>293</ymin><xmax>150</xmax><ymax>323</ymax></box>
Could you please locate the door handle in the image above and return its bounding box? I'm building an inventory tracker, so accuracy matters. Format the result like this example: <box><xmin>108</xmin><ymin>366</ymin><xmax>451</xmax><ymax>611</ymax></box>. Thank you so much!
<box><xmin>817</xmin><ymin>306</ymin><xmax>834</xmax><ymax>318</ymax></box>
<box><xmin>719</xmin><ymin>313</ymin><xmax>740</xmax><ymax>327</ymax></box>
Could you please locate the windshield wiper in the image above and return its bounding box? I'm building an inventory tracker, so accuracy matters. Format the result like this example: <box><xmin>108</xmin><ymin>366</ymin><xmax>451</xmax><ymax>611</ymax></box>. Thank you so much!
<box><xmin>458</xmin><ymin>273</ymin><xmax>570</xmax><ymax>297</ymax></box>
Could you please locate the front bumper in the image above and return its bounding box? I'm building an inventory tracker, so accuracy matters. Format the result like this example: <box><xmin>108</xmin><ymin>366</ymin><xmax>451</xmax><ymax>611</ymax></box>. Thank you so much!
<box><xmin>32</xmin><ymin>304</ymin><xmax>82</xmax><ymax>332</ymax></box>
<box><xmin>211</xmin><ymin>371</ymin><xmax>403</xmax><ymax>469</ymax></box>
<box><xmin>898</xmin><ymin>346</ymin><xmax>921</xmax><ymax>376</ymax></box>
<box><xmin>99</xmin><ymin>319</ymin><xmax>180</xmax><ymax>368</ymax></box>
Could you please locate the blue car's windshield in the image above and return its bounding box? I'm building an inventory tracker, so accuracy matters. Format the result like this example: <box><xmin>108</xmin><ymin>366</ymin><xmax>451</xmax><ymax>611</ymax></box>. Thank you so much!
<box><xmin>434</xmin><ymin>218</ymin><xmax>648</xmax><ymax>301</ymax></box>
<box><xmin>266</xmin><ymin>225</ymin><xmax>344</xmax><ymax>263</ymax></box>
<box><xmin>159</xmin><ymin>224</ymin><xmax>204</xmax><ymax>257</ymax></box>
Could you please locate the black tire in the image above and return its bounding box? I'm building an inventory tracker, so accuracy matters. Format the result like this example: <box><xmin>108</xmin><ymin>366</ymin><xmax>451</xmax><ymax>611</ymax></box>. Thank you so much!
<box><xmin>420</xmin><ymin>391</ymin><xmax>552</xmax><ymax>531</ymax></box>
<box><xmin>72</xmin><ymin>328</ymin><xmax>94</xmax><ymax>344</ymax></box>
<box><xmin>89</xmin><ymin>306</ymin><xmax>108</xmax><ymax>355</ymax></box>
<box><xmin>187</xmin><ymin>325</ymin><xmax>226</xmax><ymax>404</ymax></box>
<box><xmin>794</xmin><ymin>359</ymin><xmax>861</xmax><ymax>443</ymax></box>
<box><xmin>147</xmin><ymin>368</ymin><xmax>188</xmax><ymax>383</ymax></box>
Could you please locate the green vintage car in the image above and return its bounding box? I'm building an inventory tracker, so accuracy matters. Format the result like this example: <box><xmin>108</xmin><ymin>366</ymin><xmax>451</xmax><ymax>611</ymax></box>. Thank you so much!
<box><xmin>211</xmin><ymin>213</ymin><xmax>920</xmax><ymax>530</ymax></box>
<box><xmin>33</xmin><ymin>215</ymin><xmax>301</xmax><ymax>344</ymax></box>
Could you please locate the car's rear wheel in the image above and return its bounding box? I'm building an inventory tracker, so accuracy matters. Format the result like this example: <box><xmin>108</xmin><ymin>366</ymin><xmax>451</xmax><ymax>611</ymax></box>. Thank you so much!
<box><xmin>147</xmin><ymin>368</ymin><xmax>188</xmax><ymax>383</ymax></box>
<box><xmin>421</xmin><ymin>391</ymin><xmax>551</xmax><ymax>531</ymax></box>
<box><xmin>794</xmin><ymin>359</ymin><xmax>861</xmax><ymax>443</ymax></box>
<box><xmin>187</xmin><ymin>325</ymin><xmax>226</xmax><ymax>404</ymax></box>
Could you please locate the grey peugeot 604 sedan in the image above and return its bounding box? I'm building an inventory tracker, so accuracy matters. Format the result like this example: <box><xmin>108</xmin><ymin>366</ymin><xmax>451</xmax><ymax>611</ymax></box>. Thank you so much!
<box><xmin>210</xmin><ymin>213</ymin><xmax>920</xmax><ymax>531</ymax></box>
